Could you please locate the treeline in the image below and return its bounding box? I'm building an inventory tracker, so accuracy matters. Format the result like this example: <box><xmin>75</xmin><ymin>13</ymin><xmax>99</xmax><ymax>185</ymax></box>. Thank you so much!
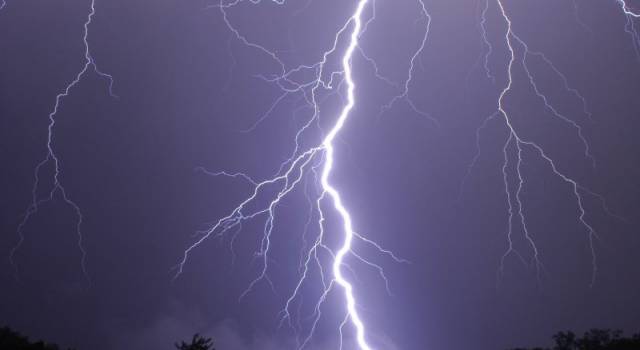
<box><xmin>0</xmin><ymin>327</ymin><xmax>215</xmax><ymax>350</ymax></box>
<box><xmin>511</xmin><ymin>329</ymin><xmax>640</xmax><ymax>350</ymax></box>
<box><xmin>0</xmin><ymin>327</ymin><xmax>72</xmax><ymax>350</ymax></box>
<box><xmin>3</xmin><ymin>326</ymin><xmax>640</xmax><ymax>350</ymax></box>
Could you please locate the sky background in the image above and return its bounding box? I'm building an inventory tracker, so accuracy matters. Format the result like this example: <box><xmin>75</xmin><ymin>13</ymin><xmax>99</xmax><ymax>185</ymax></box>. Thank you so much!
<box><xmin>1</xmin><ymin>0</ymin><xmax>639</xmax><ymax>349</ymax></box>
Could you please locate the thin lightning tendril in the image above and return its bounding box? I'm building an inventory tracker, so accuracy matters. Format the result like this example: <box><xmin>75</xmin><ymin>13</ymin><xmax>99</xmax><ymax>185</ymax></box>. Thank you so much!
<box><xmin>480</xmin><ymin>0</ymin><xmax>496</xmax><ymax>83</ymax></box>
<box><xmin>464</xmin><ymin>2</ymin><xmax>608</xmax><ymax>286</ymax></box>
<box><xmin>464</xmin><ymin>0</ymin><xmax>625</xmax><ymax>288</ymax></box>
<box><xmin>620</xmin><ymin>0</ymin><xmax>640</xmax><ymax>17</ymax></box>
<box><xmin>378</xmin><ymin>0</ymin><xmax>436</xmax><ymax>126</ymax></box>
<box><xmin>490</xmin><ymin>0</ymin><xmax>601</xmax><ymax>287</ymax></box>
<box><xmin>9</xmin><ymin>0</ymin><xmax>116</xmax><ymax>283</ymax></box>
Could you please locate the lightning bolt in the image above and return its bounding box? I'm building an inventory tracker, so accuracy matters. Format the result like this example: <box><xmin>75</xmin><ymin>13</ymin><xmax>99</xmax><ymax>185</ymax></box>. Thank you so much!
<box><xmin>620</xmin><ymin>0</ymin><xmax>640</xmax><ymax>17</ymax></box>
<box><xmin>463</xmin><ymin>0</ymin><xmax>616</xmax><ymax>288</ymax></box>
<box><xmin>174</xmin><ymin>0</ymin><xmax>431</xmax><ymax>348</ymax></box>
<box><xmin>176</xmin><ymin>0</ymin><xmax>630</xmax><ymax>346</ymax></box>
<box><xmin>618</xmin><ymin>0</ymin><xmax>640</xmax><ymax>60</ymax></box>
<box><xmin>9</xmin><ymin>0</ymin><xmax>116</xmax><ymax>283</ymax></box>
<box><xmin>317</xmin><ymin>1</ymin><xmax>372</xmax><ymax>347</ymax></box>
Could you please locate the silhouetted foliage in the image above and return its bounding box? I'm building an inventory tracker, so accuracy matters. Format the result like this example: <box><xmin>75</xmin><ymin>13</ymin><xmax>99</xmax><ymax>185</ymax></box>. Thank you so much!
<box><xmin>0</xmin><ymin>326</ymin><xmax>74</xmax><ymax>350</ymax></box>
<box><xmin>1</xmin><ymin>326</ymin><xmax>218</xmax><ymax>350</ymax></box>
<box><xmin>510</xmin><ymin>329</ymin><xmax>640</xmax><ymax>350</ymax></box>
<box><xmin>175</xmin><ymin>333</ymin><xmax>216</xmax><ymax>350</ymax></box>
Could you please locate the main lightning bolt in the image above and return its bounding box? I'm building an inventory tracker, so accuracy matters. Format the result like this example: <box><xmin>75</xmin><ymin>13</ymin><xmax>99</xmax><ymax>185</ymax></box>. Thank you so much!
<box><xmin>9</xmin><ymin>0</ymin><xmax>115</xmax><ymax>283</ymax></box>
<box><xmin>617</xmin><ymin>0</ymin><xmax>640</xmax><ymax>60</ymax></box>
<box><xmin>174</xmin><ymin>0</ymin><xmax>631</xmax><ymax>347</ymax></box>
<box><xmin>319</xmin><ymin>1</ymin><xmax>372</xmax><ymax>347</ymax></box>
<box><xmin>619</xmin><ymin>0</ymin><xmax>640</xmax><ymax>16</ymax></box>
<box><xmin>173</xmin><ymin>0</ymin><xmax>433</xmax><ymax>348</ymax></box>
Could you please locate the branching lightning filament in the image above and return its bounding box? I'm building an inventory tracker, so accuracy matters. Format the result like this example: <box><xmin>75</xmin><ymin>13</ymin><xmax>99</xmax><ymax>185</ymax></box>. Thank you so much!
<box><xmin>463</xmin><ymin>0</ymin><xmax>622</xmax><ymax>288</ymax></box>
<box><xmin>10</xmin><ymin>0</ymin><xmax>116</xmax><ymax>283</ymax></box>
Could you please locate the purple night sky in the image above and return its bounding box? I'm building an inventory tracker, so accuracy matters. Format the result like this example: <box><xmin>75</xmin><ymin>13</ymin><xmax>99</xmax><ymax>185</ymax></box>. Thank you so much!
<box><xmin>1</xmin><ymin>0</ymin><xmax>639</xmax><ymax>349</ymax></box>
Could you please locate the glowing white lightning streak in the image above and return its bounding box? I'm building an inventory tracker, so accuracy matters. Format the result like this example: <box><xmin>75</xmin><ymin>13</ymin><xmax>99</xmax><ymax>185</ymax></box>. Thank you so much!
<box><xmin>320</xmin><ymin>0</ymin><xmax>372</xmax><ymax>348</ymax></box>
<box><xmin>177</xmin><ymin>0</ymin><xmax>415</xmax><ymax>347</ymax></box>
<box><xmin>9</xmin><ymin>0</ymin><xmax>115</xmax><ymax>282</ymax></box>
<box><xmin>619</xmin><ymin>0</ymin><xmax>640</xmax><ymax>17</ymax></box>
<box><xmin>616</xmin><ymin>0</ymin><xmax>640</xmax><ymax>61</ymax></box>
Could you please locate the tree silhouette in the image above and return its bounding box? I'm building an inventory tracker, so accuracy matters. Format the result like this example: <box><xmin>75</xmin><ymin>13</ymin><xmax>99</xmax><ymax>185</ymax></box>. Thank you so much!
<box><xmin>0</xmin><ymin>326</ymin><xmax>75</xmax><ymax>350</ymax></box>
<box><xmin>175</xmin><ymin>333</ymin><xmax>215</xmax><ymax>350</ymax></box>
<box><xmin>510</xmin><ymin>329</ymin><xmax>640</xmax><ymax>350</ymax></box>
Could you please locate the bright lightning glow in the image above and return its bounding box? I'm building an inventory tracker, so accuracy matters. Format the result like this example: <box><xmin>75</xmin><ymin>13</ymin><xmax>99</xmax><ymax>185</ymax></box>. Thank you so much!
<box><xmin>480</xmin><ymin>0</ymin><xmax>496</xmax><ymax>84</ymax></box>
<box><xmin>10</xmin><ymin>0</ymin><xmax>116</xmax><ymax>283</ymax></box>
<box><xmin>173</xmin><ymin>0</ymin><xmax>426</xmax><ymax>348</ymax></box>
<box><xmin>171</xmin><ymin>0</ymin><xmax>630</xmax><ymax>347</ymax></box>
<box><xmin>320</xmin><ymin>0</ymin><xmax>372</xmax><ymax>348</ymax></box>
<box><xmin>379</xmin><ymin>0</ymin><xmax>435</xmax><ymax>125</ymax></box>
<box><xmin>617</xmin><ymin>0</ymin><xmax>640</xmax><ymax>60</ymax></box>
<box><xmin>619</xmin><ymin>0</ymin><xmax>640</xmax><ymax>17</ymax></box>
